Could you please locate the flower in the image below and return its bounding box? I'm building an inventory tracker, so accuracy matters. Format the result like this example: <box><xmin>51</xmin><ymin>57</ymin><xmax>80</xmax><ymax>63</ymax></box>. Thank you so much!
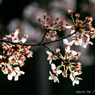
<box><xmin>8</xmin><ymin>67</ymin><xmax>25</xmax><ymax>81</ymax></box>
<box><xmin>1</xmin><ymin>29</ymin><xmax>33</xmax><ymax>81</ymax></box>
<box><xmin>66</xmin><ymin>10</ymin><xmax>94</xmax><ymax>48</ymax></box>
<box><xmin>51</xmin><ymin>63</ymin><xmax>62</xmax><ymax>75</ymax></box>
<box><xmin>37</xmin><ymin>13</ymin><xmax>67</xmax><ymax>40</ymax></box>
<box><xmin>48</xmin><ymin>71</ymin><xmax>59</xmax><ymax>83</ymax></box>
<box><xmin>46</xmin><ymin>51</ymin><xmax>56</xmax><ymax>64</ymax></box>
<box><xmin>63</xmin><ymin>39</ymin><xmax>73</xmax><ymax>52</ymax></box>
<box><xmin>21</xmin><ymin>34</ymin><xmax>29</xmax><ymax>43</ymax></box>
<box><xmin>70</xmin><ymin>71</ymin><xmax>82</xmax><ymax>86</ymax></box>
<box><xmin>6</xmin><ymin>29</ymin><xmax>20</xmax><ymax>43</ymax></box>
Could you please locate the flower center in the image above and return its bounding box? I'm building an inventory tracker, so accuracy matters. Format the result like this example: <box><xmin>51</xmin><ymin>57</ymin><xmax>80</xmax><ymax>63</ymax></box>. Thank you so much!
<box><xmin>12</xmin><ymin>44</ymin><xmax>20</xmax><ymax>51</ymax></box>
<box><xmin>75</xmin><ymin>24</ymin><xmax>82</xmax><ymax>33</ymax></box>
<box><xmin>62</xmin><ymin>58</ymin><xmax>71</xmax><ymax>68</ymax></box>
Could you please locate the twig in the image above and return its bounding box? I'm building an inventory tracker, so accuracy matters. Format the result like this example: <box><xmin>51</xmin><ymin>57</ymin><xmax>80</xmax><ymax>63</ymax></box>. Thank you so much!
<box><xmin>44</xmin><ymin>44</ymin><xmax>64</xmax><ymax>61</ymax></box>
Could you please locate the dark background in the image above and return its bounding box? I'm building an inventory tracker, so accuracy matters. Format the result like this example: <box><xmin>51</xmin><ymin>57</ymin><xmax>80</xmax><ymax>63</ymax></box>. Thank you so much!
<box><xmin>0</xmin><ymin>0</ymin><xmax>95</xmax><ymax>95</ymax></box>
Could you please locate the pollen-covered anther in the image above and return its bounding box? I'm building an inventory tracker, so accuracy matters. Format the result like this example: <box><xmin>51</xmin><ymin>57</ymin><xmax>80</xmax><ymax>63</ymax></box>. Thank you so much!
<box><xmin>68</xmin><ymin>10</ymin><xmax>73</xmax><ymax>15</ymax></box>
<box><xmin>46</xmin><ymin>16</ymin><xmax>51</xmax><ymax>22</ymax></box>
<box><xmin>74</xmin><ymin>56</ymin><xmax>78</xmax><ymax>60</ymax></box>
<box><xmin>52</xmin><ymin>31</ymin><xmax>57</xmax><ymax>35</ymax></box>
<box><xmin>3</xmin><ymin>37</ymin><xmax>7</xmax><ymax>40</ymax></box>
<box><xmin>42</xmin><ymin>25</ymin><xmax>47</xmax><ymax>29</ymax></box>
<box><xmin>54</xmin><ymin>21</ymin><xmax>58</xmax><ymax>25</ymax></box>
<box><xmin>56</xmin><ymin>48</ymin><xmax>61</xmax><ymax>55</ymax></box>
<box><xmin>76</xmin><ymin>52</ymin><xmax>81</xmax><ymax>56</ymax></box>
<box><xmin>50</xmin><ymin>21</ymin><xmax>54</xmax><ymax>26</ymax></box>
<box><xmin>75</xmin><ymin>13</ymin><xmax>80</xmax><ymax>19</ymax></box>
<box><xmin>24</xmin><ymin>34</ymin><xmax>28</xmax><ymax>39</ymax></box>
<box><xmin>62</xmin><ymin>71</ymin><xmax>68</xmax><ymax>78</ymax></box>
<box><xmin>62</xmin><ymin>58</ymin><xmax>71</xmax><ymax>67</ymax></box>
<box><xmin>43</xmin><ymin>13</ymin><xmax>47</xmax><ymax>19</ymax></box>
<box><xmin>37</xmin><ymin>16</ymin><xmax>41</xmax><ymax>22</ymax></box>
<box><xmin>55</xmin><ymin>17</ymin><xmax>60</xmax><ymax>21</ymax></box>
<box><xmin>51</xmin><ymin>35</ymin><xmax>56</xmax><ymax>40</ymax></box>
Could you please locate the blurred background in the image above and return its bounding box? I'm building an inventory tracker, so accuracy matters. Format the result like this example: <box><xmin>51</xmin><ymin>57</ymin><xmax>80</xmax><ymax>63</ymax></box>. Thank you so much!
<box><xmin>0</xmin><ymin>0</ymin><xmax>95</xmax><ymax>95</ymax></box>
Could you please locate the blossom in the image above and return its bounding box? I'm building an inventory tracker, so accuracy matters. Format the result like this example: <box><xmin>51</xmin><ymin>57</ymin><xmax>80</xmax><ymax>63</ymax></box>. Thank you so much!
<box><xmin>70</xmin><ymin>71</ymin><xmax>82</xmax><ymax>86</ymax></box>
<box><xmin>0</xmin><ymin>29</ymin><xmax>33</xmax><ymax>81</ymax></box>
<box><xmin>37</xmin><ymin>13</ymin><xmax>67</xmax><ymax>40</ymax></box>
<box><xmin>66</xmin><ymin>10</ymin><xmax>94</xmax><ymax>48</ymax></box>
<box><xmin>48</xmin><ymin>71</ymin><xmax>59</xmax><ymax>83</ymax></box>
<box><xmin>51</xmin><ymin>63</ymin><xmax>62</xmax><ymax>75</ymax></box>
<box><xmin>21</xmin><ymin>34</ymin><xmax>29</xmax><ymax>43</ymax></box>
<box><xmin>7</xmin><ymin>67</ymin><xmax>25</xmax><ymax>81</ymax></box>
<box><xmin>6</xmin><ymin>29</ymin><xmax>20</xmax><ymax>43</ymax></box>
<box><xmin>46</xmin><ymin>51</ymin><xmax>56</xmax><ymax>64</ymax></box>
<box><xmin>63</xmin><ymin>39</ymin><xmax>73</xmax><ymax>52</ymax></box>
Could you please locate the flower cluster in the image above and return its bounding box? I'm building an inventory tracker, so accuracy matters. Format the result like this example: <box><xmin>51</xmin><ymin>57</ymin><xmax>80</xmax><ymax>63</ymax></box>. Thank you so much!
<box><xmin>37</xmin><ymin>13</ymin><xmax>67</xmax><ymax>40</ymax></box>
<box><xmin>67</xmin><ymin>10</ymin><xmax>95</xmax><ymax>48</ymax></box>
<box><xmin>0</xmin><ymin>10</ymin><xmax>94</xmax><ymax>86</ymax></box>
<box><xmin>47</xmin><ymin>39</ymin><xmax>82</xmax><ymax>86</ymax></box>
<box><xmin>0</xmin><ymin>29</ymin><xmax>33</xmax><ymax>81</ymax></box>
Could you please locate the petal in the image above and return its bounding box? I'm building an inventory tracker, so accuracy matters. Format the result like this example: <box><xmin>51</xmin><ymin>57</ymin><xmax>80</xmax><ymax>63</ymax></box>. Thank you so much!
<box><xmin>70</xmin><ymin>73</ymin><xmax>74</xmax><ymax>81</ymax></box>
<box><xmin>14</xmin><ymin>30</ymin><xmax>19</xmax><ymax>37</ymax></box>
<box><xmin>73</xmin><ymin>80</ymin><xmax>79</xmax><ymax>86</ymax></box>
<box><xmin>51</xmin><ymin>63</ymin><xmax>56</xmax><ymax>71</ymax></box>
<box><xmin>6</xmin><ymin>35</ymin><xmax>11</xmax><ymax>38</ymax></box>
<box><xmin>54</xmin><ymin>76</ymin><xmax>59</xmax><ymax>83</ymax></box>
<box><xmin>74</xmin><ymin>72</ymin><xmax>81</xmax><ymax>76</ymax></box>
<box><xmin>20</xmin><ymin>71</ymin><xmax>25</xmax><ymax>75</ymax></box>
<box><xmin>0</xmin><ymin>55</ymin><xmax>2</xmax><ymax>59</ymax></box>
<box><xmin>46</xmin><ymin>51</ymin><xmax>52</xmax><ymax>55</ymax></box>
<box><xmin>72</xmin><ymin>50</ymin><xmax>77</xmax><ymax>56</ymax></box>
<box><xmin>49</xmin><ymin>71</ymin><xmax>52</xmax><ymax>75</ymax></box>
<box><xmin>88</xmin><ymin>41</ymin><xmax>93</xmax><ymax>45</ymax></box>
<box><xmin>48</xmin><ymin>76</ymin><xmax>53</xmax><ymax>80</ymax></box>
<box><xmin>8</xmin><ymin>74</ymin><xmax>13</xmax><ymax>80</ymax></box>
<box><xmin>49</xmin><ymin>59</ymin><xmax>52</xmax><ymax>64</ymax></box>
<box><xmin>63</xmin><ymin>39</ymin><xmax>68</xmax><ymax>45</ymax></box>
<box><xmin>57</xmin><ymin>70</ymin><xmax>62</xmax><ymax>74</ymax></box>
<box><xmin>69</xmin><ymin>41</ymin><xmax>74</xmax><ymax>46</ymax></box>
<box><xmin>14</xmin><ymin>75</ymin><xmax>19</xmax><ymax>81</ymax></box>
<box><xmin>21</xmin><ymin>38</ymin><xmax>27</xmax><ymax>43</ymax></box>
<box><xmin>65</xmin><ymin>46</ymin><xmax>70</xmax><ymax>52</ymax></box>
<box><xmin>66</xmin><ymin>25</ymin><xmax>72</xmax><ymax>29</ymax></box>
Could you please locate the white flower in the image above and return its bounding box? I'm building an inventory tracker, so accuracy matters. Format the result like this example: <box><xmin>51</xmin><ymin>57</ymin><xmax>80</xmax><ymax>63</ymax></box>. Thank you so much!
<box><xmin>12</xmin><ymin>37</ymin><xmax>19</xmax><ymax>43</ymax></box>
<box><xmin>7</xmin><ymin>67</ymin><xmax>25</xmax><ymax>81</ymax></box>
<box><xmin>72</xmin><ymin>36</ymin><xmax>82</xmax><ymax>46</ymax></box>
<box><xmin>70</xmin><ymin>71</ymin><xmax>82</xmax><ymax>86</ymax></box>
<box><xmin>51</xmin><ymin>63</ymin><xmax>62</xmax><ymax>75</ymax></box>
<box><xmin>70</xmin><ymin>50</ymin><xmax>77</xmax><ymax>56</ymax></box>
<box><xmin>46</xmin><ymin>51</ymin><xmax>53</xmax><ymax>64</ymax></box>
<box><xmin>48</xmin><ymin>71</ymin><xmax>59</xmax><ymax>83</ymax></box>
<box><xmin>14</xmin><ymin>29</ymin><xmax>19</xmax><ymax>37</ymax></box>
<box><xmin>83</xmin><ymin>35</ymin><xmax>93</xmax><ymax>48</ymax></box>
<box><xmin>8</xmin><ymin>71</ymin><xmax>16</xmax><ymax>80</ymax></box>
<box><xmin>63</xmin><ymin>39</ymin><xmax>73</xmax><ymax>52</ymax></box>
<box><xmin>21</xmin><ymin>37</ymin><xmax>27</xmax><ymax>43</ymax></box>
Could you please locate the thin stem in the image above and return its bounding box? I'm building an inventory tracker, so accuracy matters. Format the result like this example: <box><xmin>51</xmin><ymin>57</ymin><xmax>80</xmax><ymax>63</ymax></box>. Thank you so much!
<box><xmin>0</xmin><ymin>31</ymin><xmax>76</xmax><ymax>46</ymax></box>
<box><xmin>71</xmin><ymin>15</ymin><xmax>76</xmax><ymax>25</ymax></box>
<box><xmin>38</xmin><ymin>32</ymin><xmax>47</xmax><ymax>44</ymax></box>
<box><xmin>43</xmin><ymin>44</ymin><xmax>64</xmax><ymax>61</ymax></box>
